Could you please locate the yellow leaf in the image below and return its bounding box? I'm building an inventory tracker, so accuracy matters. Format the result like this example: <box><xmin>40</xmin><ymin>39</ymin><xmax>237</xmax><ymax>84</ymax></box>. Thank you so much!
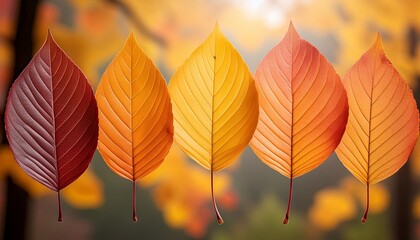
<box><xmin>96</xmin><ymin>32</ymin><xmax>173</xmax><ymax>221</ymax></box>
<box><xmin>140</xmin><ymin>146</ymin><xmax>233</xmax><ymax>235</ymax></box>
<box><xmin>0</xmin><ymin>146</ymin><xmax>12</xmax><ymax>179</ymax></box>
<box><xmin>336</xmin><ymin>35</ymin><xmax>419</xmax><ymax>223</ymax></box>
<box><xmin>169</xmin><ymin>24</ymin><xmax>259</xmax><ymax>224</ymax></box>
<box><xmin>412</xmin><ymin>140</ymin><xmax>420</xmax><ymax>177</ymax></box>
<box><xmin>308</xmin><ymin>188</ymin><xmax>356</xmax><ymax>230</ymax></box>
<box><xmin>163</xmin><ymin>200</ymin><xmax>191</xmax><ymax>228</ymax></box>
<box><xmin>61</xmin><ymin>168</ymin><xmax>104</xmax><ymax>209</ymax></box>
<box><xmin>340</xmin><ymin>177</ymin><xmax>390</xmax><ymax>214</ymax></box>
<box><xmin>0</xmin><ymin>146</ymin><xmax>49</xmax><ymax>197</ymax></box>
<box><xmin>413</xmin><ymin>195</ymin><xmax>420</xmax><ymax>219</ymax></box>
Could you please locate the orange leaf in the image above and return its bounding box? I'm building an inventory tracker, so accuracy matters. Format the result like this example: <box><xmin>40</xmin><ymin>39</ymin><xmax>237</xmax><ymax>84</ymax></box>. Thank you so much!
<box><xmin>336</xmin><ymin>34</ymin><xmax>419</xmax><ymax>223</ymax></box>
<box><xmin>96</xmin><ymin>33</ymin><xmax>174</xmax><ymax>221</ymax></box>
<box><xmin>250</xmin><ymin>22</ymin><xmax>348</xmax><ymax>224</ymax></box>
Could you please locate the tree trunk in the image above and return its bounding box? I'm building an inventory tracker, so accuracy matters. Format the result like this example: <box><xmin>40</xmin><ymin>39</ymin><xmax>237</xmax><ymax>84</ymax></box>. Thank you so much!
<box><xmin>394</xmin><ymin>25</ymin><xmax>419</xmax><ymax>240</ymax></box>
<box><xmin>2</xmin><ymin>0</ymin><xmax>40</xmax><ymax>239</ymax></box>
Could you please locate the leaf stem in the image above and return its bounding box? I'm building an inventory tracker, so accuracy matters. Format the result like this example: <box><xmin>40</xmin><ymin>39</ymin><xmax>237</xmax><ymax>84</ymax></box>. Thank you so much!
<box><xmin>58</xmin><ymin>191</ymin><xmax>62</xmax><ymax>222</ymax></box>
<box><xmin>361</xmin><ymin>183</ymin><xmax>369</xmax><ymax>223</ymax></box>
<box><xmin>283</xmin><ymin>178</ymin><xmax>293</xmax><ymax>224</ymax></box>
<box><xmin>211</xmin><ymin>170</ymin><xmax>224</xmax><ymax>225</ymax></box>
<box><xmin>133</xmin><ymin>180</ymin><xmax>138</xmax><ymax>222</ymax></box>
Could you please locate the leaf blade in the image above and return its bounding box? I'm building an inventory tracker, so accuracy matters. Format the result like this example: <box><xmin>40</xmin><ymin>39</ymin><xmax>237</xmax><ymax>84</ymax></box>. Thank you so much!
<box><xmin>336</xmin><ymin>34</ymin><xmax>419</xmax><ymax>222</ymax></box>
<box><xmin>4</xmin><ymin>31</ymin><xmax>98</xmax><ymax>221</ymax></box>
<box><xmin>96</xmin><ymin>33</ymin><xmax>173</xmax><ymax>220</ymax></box>
<box><xmin>250</xmin><ymin>23</ymin><xmax>349</xmax><ymax>223</ymax></box>
<box><xmin>169</xmin><ymin>24</ymin><xmax>259</xmax><ymax>224</ymax></box>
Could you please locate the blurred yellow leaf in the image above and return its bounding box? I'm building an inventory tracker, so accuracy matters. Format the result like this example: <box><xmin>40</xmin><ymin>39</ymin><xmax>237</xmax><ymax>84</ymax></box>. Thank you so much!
<box><xmin>0</xmin><ymin>146</ymin><xmax>12</xmax><ymax>179</ymax></box>
<box><xmin>61</xmin><ymin>168</ymin><xmax>104</xmax><ymax>209</ymax></box>
<box><xmin>340</xmin><ymin>177</ymin><xmax>390</xmax><ymax>214</ymax></box>
<box><xmin>35</xmin><ymin>1</ymin><xmax>125</xmax><ymax>89</ymax></box>
<box><xmin>163</xmin><ymin>200</ymin><xmax>191</xmax><ymax>228</ymax></box>
<box><xmin>0</xmin><ymin>146</ymin><xmax>103</xmax><ymax>209</ymax></box>
<box><xmin>0</xmin><ymin>146</ymin><xmax>49</xmax><ymax>197</ymax></box>
<box><xmin>414</xmin><ymin>195</ymin><xmax>420</xmax><ymax>219</ymax></box>
<box><xmin>140</xmin><ymin>146</ymin><xmax>235</xmax><ymax>237</ymax></box>
<box><xmin>295</xmin><ymin>0</ymin><xmax>420</xmax><ymax>87</ymax></box>
<box><xmin>308</xmin><ymin>188</ymin><xmax>356</xmax><ymax>230</ymax></box>
<box><xmin>0</xmin><ymin>42</ymin><xmax>12</xmax><ymax>103</ymax></box>
<box><xmin>412</xmin><ymin>140</ymin><xmax>420</xmax><ymax>178</ymax></box>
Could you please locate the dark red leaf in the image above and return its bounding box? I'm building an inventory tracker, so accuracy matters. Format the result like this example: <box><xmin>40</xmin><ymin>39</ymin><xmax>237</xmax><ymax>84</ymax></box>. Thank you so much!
<box><xmin>4</xmin><ymin>31</ymin><xmax>98</xmax><ymax>221</ymax></box>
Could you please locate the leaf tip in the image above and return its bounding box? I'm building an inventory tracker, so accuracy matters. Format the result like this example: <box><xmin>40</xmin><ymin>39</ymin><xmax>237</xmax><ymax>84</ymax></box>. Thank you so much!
<box><xmin>127</xmin><ymin>31</ymin><xmax>138</xmax><ymax>46</ymax></box>
<box><xmin>286</xmin><ymin>21</ymin><xmax>300</xmax><ymax>40</ymax></box>
<box><xmin>372</xmin><ymin>33</ymin><xmax>384</xmax><ymax>52</ymax></box>
<box><xmin>46</xmin><ymin>28</ymin><xmax>54</xmax><ymax>43</ymax></box>
<box><xmin>212</xmin><ymin>21</ymin><xmax>221</xmax><ymax>35</ymax></box>
<box><xmin>129</xmin><ymin>31</ymin><xmax>137</xmax><ymax>40</ymax></box>
<box><xmin>288</xmin><ymin>20</ymin><xmax>294</xmax><ymax>29</ymax></box>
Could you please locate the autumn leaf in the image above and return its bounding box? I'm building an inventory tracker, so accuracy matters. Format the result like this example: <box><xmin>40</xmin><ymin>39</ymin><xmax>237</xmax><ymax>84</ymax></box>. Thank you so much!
<box><xmin>340</xmin><ymin>177</ymin><xmax>390</xmax><ymax>214</ymax></box>
<box><xmin>140</xmin><ymin>146</ymin><xmax>236</xmax><ymax>237</ymax></box>
<box><xmin>308</xmin><ymin>188</ymin><xmax>356</xmax><ymax>230</ymax></box>
<box><xmin>4</xmin><ymin>31</ymin><xmax>98</xmax><ymax>221</ymax></box>
<box><xmin>34</xmin><ymin>1</ymin><xmax>126</xmax><ymax>89</ymax></box>
<box><xmin>336</xmin><ymin>34</ymin><xmax>419</xmax><ymax>223</ymax></box>
<box><xmin>0</xmin><ymin>145</ymin><xmax>49</xmax><ymax>197</ymax></box>
<box><xmin>295</xmin><ymin>0</ymin><xmax>420</xmax><ymax>87</ymax></box>
<box><xmin>169</xmin><ymin>24</ymin><xmax>259</xmax><ymax>224</ymax></box>
<box><xmin>308</xmin><ymin>177</ymin><xmax>390</xmax><ymax>230</ymax></box>
<box><xmin>414</xmin><ymin>195</ymin><xmax>420</xmax><ymax>219</ymax></box>
<box><xmin>96</xmin><ymin>32</ymin><xmax>173</xmax><ymax>221</ymax></box>
<box><xmin>0</xmin><ymin>145</ymin><xmax>103</xmax><ymax>209</ymax></box>
<box><xmin>249</xmin><ymin>22</ymin><xmax>348</xmax><ymax>224</ymax></box>
<box><xmin>61</xmin><ymin>167</ymin><xmax>104</xmax><ymax>209</ymax></box>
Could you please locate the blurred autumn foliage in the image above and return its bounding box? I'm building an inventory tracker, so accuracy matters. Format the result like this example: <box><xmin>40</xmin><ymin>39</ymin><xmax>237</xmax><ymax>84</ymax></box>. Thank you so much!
<box><xmin>0</xmin><ymin>0</ymin><xmax>419</xmax><ymax>239</ymax></box>
<box><xmin>308</xmin><ymin>177</ymin><xmax>390</xmax><ymax>230</ymax></box>
<box><xmin>0</xmin><ymin>146</ymin><xmax>103</xmax><ymax>208</ymax></box>
<box><xmin>140</xmin><ymin>146</ymin><xmax>238</xmax><ymax>238</ymax></box>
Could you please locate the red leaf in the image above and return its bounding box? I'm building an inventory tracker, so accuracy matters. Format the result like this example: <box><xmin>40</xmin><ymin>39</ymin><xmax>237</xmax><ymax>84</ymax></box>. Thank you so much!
<box><xmin>4</xmin><ymin>31</ymin><xmax>98</xmax><ymax>221</ymax></box>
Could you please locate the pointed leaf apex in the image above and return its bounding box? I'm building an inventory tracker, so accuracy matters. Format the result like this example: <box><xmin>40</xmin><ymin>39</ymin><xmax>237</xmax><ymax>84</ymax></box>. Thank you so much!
<box><xmin>212</xmin><ymin>22</ymin><xmax>221</xmax><ymax>35</ymax></box>
<box><xmin>286</xmin><ymin>21</ymin><xmax>300</xmax><ymax>40</ymax></box>
<box><xmin>288</xmin><ymin>20</ymin><xmax>294</xmax><ymax>29</ymax></box>
<box><xmin>128</xmin><ymin>31</ymin><xmax>135</xmax><ymax>39</ymax></box>
<box><xmin>372</xmin><ymin>33</ymin><xmax>384</xmax><ymax>52</ymax></box>
<box><xmin>123</xmin><ymin>32</ymin><xmax>140</xmax><ymax>51</ymax></box>
<box><xmin>44</xmin><ymin>29</ymin><xmax>57</xmax><ymax>50</ymax></box>
<box><xmin>46</xmin><ymin>29</ymin><xmax>54</xmax><ymax>41</ymax></box>
<box><xmin>128</xmin><ymin>32</ymin><xmax>137</xmax><ymax>44</ymax></box>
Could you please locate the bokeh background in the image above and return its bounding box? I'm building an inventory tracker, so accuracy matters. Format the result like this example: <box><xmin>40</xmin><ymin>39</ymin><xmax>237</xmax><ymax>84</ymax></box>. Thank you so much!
<box><xmin>0</xmin><ymin>0</ymin><xmax>420</xmax><ymax>239</ymax></box>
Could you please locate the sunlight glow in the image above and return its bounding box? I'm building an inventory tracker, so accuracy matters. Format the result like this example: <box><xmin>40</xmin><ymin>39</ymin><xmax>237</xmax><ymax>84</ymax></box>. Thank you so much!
<box><xmin>233</xmin><ymin>0</ymin><xmax>311</xmax><ymax>29</ymax></box>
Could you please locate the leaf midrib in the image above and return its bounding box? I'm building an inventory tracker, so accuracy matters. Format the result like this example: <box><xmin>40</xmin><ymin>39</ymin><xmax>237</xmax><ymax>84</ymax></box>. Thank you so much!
<box><xmin>366</xmin><ymin>60</ymin><xmax>376</xmax><ymax>184</ymax></box>
<box><xmin>48</xmin><ymin>38</ymin><xmax>59</xmax><ymax>190</ymax></box>
<box><xmin>290</xmin><ymin>32</ymin><xmax>294</xmax><ymax>180</ymax></box>
<box><xmin>211</xmin><ymin>29</ymin><xmax>216</xmax><ymax>171</ymax></box>
<box><xmin>130</xmin><ymin>36</ymin><xmax>135</xmax><ymax>182</ymax></box>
